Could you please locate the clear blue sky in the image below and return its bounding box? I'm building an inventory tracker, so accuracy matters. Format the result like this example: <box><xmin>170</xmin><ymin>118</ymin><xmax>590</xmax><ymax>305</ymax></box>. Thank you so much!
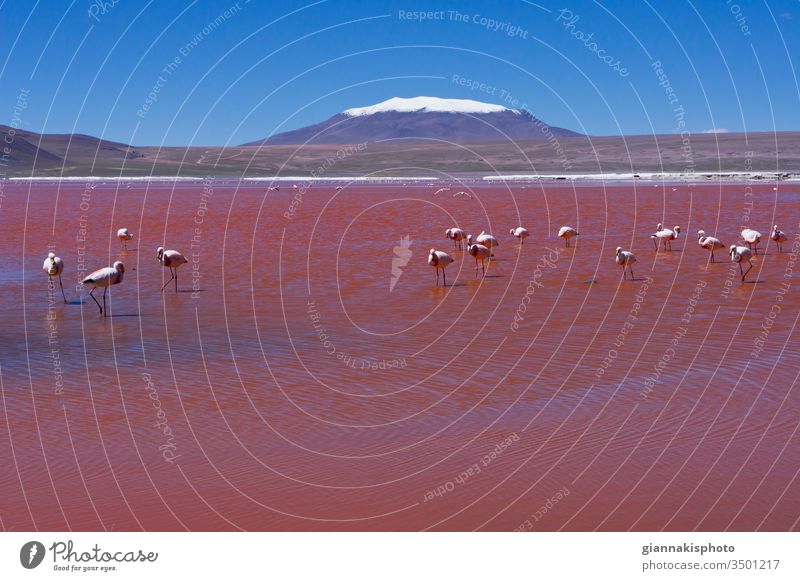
<box><xmin>1</xmin><ymin>0</ymin><xmax>799</xmax><ymax>145</ymax></box>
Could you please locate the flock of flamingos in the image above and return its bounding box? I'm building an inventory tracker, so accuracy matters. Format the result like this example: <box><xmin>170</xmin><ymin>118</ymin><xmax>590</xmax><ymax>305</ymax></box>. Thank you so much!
<box><xmin>42</xmin><ymin>227</ymin><xmax>187</xmax><ymax>316</ymax></box>
<box><xmin>429</xmin><ymin>223</ymin><xmax>790</xmax><ymax>286</ymax></box>
<box><xmin>39</xmin><ymin>204</ymin><xmax>790</xmax><ymax>316</ymax></box>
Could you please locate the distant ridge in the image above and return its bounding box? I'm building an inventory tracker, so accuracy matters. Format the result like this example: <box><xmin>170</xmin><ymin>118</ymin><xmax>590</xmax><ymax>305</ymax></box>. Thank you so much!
<box><xmin>0</xmin><ymin>124</ymin><xmax>142</xmax><ymax>172</ymax></box>
<box><xmin>242</xmin><ymin>96</ymin><xmax>580</xmax><ymax>145</ymax></box>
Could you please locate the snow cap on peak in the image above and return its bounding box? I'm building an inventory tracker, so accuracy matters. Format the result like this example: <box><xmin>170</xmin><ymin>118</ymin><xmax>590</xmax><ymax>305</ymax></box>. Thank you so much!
<box><xmin>343</xmin><ymin>96</ymin><xmax>518</xmax><ymax>116</ymax></box>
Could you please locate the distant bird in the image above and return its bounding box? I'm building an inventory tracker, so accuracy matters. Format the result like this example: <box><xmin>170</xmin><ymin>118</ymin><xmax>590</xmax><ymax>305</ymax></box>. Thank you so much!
<box><xmin>730</xmin><ymin>245</ymin><xmax>753</xmax><ymax>282</ymax></box>
<box><xmin>697</xmin><ymin>230</ymin><xmax>724</xmax><ymax>262</ymax></box>
<box><xmin>558</xmin><ymin>226</ymin><xmax>579</xmax><ymax>247</ymax></box>
<box><xmin>335</xmin><ymin>186</ymin><xmax>343</xmax><ymax>191</ymax></box>
<box><xmin>292</xmin><ymin>184</ymin><xmax>298</xmax><ymax>190</ymax></box>
<box><xmin>453</xmin><ymin>191</ymin><xmax>472</xmax><ymax>199</ymax></box>
<box><xmin>651</xmin><ymin>225</ymin><xmax>681</xmax><ymax>251</ymax></box>
<box><xmin>510</xmin><ymin>227</ymin><xmax>529</xmax><ymax>245</ymax></box>
<box><xmin>42</xmin><ymin>252</ymin><xmax>67</xmax><ymax>303</ymax></box>
<box><xmin>446</xmin><ymin>227</ymin><xmax>466</xmax><ymax>251</ymax></box>
<box><xmin>771</xmin><ymin>225</ymin><xmax>788</xmax><ymax>252</ymax></box>
<box><xmin>616</xmin><ymin>247</ymin><xmax>637</xmax><ymax>280</ymax></box>
<box><xmin>268</xmin><ymin>186</ymin><xmax>280</xmax><ymax>191</ymax></box>
<box><xmin>117</xmin><ymin>228</ymin><xmax>133</xmax><ymax>250</ymax></box>
<box><xmin>157</xmin><ymin>247</ymin><xmax>188</xmax><ymax>293</ymax></box>
<box><xmin>476</xmin><ymin>231</ymin><xmax>499</xmax><ymax>250</ymax></box>
<box><xmin>468</xmin><ymin>243</ymin><xmax>491</xmax><ymax>277</ymax></box>
<box><xmin>428</xmin><ymin>249</ymin><xmax>453</xmax><ymax>286</ymax></box>
<box><xmin>81</xmin><ymin>261</ymin><xmax>125</xmax><ymax>316</ymax></box>
<box><xmin>741</xmin><ymin>228</ymin><xmax>762</xmax><ymax>254</ymax></box>
<box><xmin>433</xmin><ymin>188</ymin><xmax>449</xmax><ymax>197</ymax></box>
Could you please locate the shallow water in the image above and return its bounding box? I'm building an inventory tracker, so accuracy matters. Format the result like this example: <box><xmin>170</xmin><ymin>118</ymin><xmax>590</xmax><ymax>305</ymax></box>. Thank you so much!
<box><xmin>0</xmin><ymin>180</ymin><xmax>798</xmax><ymax>531</ymax></box>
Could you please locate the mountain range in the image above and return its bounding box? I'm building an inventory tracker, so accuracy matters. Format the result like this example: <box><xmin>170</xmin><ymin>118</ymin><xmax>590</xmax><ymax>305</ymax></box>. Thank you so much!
<box><xmin>2</xmin><ymin>96</ymin><xmax>799</xmax><ymax>177</ymax></box>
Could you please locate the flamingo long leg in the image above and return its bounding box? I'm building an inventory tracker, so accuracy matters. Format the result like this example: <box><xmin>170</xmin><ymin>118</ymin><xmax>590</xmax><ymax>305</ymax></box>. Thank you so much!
<box><xmin>58</xmin><ymin>275</ymin><xmax>67</xmax><ymax>303</ymax></box>
<box><xmin>174</xmin><ymin>269</ymin><xmax>179</xmax><ymax>293</ymax></box>
<box><xmin>103</xmin><ymin>287</ymin><xmax>107</xmax><ymax>317</ymax></box>
<box><xmin>161</xmin><ymin>269</ymin><xmax>175</xmax><ymax>292</ymax></box>
<box><xmin>88</xmin><ymin>287</ymin><xmax>102</xmax><ymax>314</ymax></box>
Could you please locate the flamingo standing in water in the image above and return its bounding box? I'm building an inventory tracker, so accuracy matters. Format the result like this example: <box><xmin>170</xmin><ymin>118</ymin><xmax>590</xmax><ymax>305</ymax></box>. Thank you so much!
<box><xmin>428</xmin><ymin>249</ymin><xmax>453</xmax><ymax>286</ymax></box>
<box><xmin>616</xmin><ymin>247</ymin><xmax>637</xmax><ymax>280</ymax></box>
<box><xmin>651</xmin><ymin>225</ymin><xmax>681</xmax><ymax>251</ymax></box>
<box><xmin>741</xmin><ymin>228</ymin><xmax>762</xmax><ymax>254</ymax></box>
<box><xmin>446</xmin><ymin>228</ymin><xmax>466</xmax><ymax>251</ymax></box>
<box><xmin>771</xmin><ymin>225</ymin><xmax>788</xmax><ymax>252</ymax></box>
<box><xmin>117</xmin><ymin>228</ymin><xmax>133</xmax><ymax>250</ymax></box>
<box><xmin>43</xmin><ymin>252</ymin><xmax>67</xmax><ymax>303</ymax></box>
<box><xmin>510</xmin><ymin>227</ymin><xmax>529</xmax><ymax>245</ymax></box>
<box><xmin>468</xmin><ymin>243</ymin><xmax>491</xmax><ymax>277</ymax></box>
<box><xmin>157</xmin><ymin>247</ymin><xmax>188</xmax><ymax>292</ymax></box>
<box><xmin>81</xmin><ymin>261</ymin><xmax>125</xmax><ymax>316</ymax></box>
<box><xmin>730</xmin><ymin>245</ymin><xmax>754</xmax><ymax>282</ymax></box>
<box><xmin>697</xmin><ymin>230</ymin><xmax>725</xmax><ymax>262</ymax></box>
<box><xmin>558</xmin><ymin>226</ymin><xmax>579</xmax><ymax>247</ymax></box>
<box><xmin>476</xmin><ymin>231</ymin><xmax>499</xmax><ymax>256</ymax></box>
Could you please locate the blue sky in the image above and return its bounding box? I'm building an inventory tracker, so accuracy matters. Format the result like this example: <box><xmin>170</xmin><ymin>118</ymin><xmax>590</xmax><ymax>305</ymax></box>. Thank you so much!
<box><xmin>1</xmin><ymin>0</ymin><xmax>799</xmax><ymax>145</ymax></box>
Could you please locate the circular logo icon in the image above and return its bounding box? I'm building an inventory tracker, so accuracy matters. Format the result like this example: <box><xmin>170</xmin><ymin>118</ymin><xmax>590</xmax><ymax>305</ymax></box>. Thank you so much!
<box><xmin>20</xmin><ymin>541</ymin><xmax>46</xmax><ymax>569</ymax></box>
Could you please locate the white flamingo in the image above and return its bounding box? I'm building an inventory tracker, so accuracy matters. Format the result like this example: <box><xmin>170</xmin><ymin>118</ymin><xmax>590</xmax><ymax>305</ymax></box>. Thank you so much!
<box><xmin>445</xmin><ymin>227</ymin><xmax>466</xmax><ymax>251</ymax></box>
<box><xmin>730</xmin><ymin>245</ymin><xmax>753</xmax><ymax>282</ymax></box>
<box><xmin>509</xmin><ymin>227</ymin><xmax>529</xmax><ymax>245</ymax></box>
<box><xmin>428</xmin><ymin>249</ymin><xmax>453</xmax><ymax>286</ymax></box>
<box><xmin>616</xmin><ymin>247</ymin><xmax>637</xmax><ymax>280</ymax></box>
<box><xmin>697</xmin><ymin>230</ymin><xmax>725</xmax><ymax>262</ymax></box>
<box><xmin>468</xmin><ymin>243</ymin><xmax>491</xmax><ymax>277</ymax></box>
<box><xmin>651</xmin><ymin>225</ymin><xmax>681</xmax><ymax>251</ymax></box>
<box><xmin>117</xmin><ymin>228</ymin><xmax>133</xmax><ymax>250</ymax></box>
<box><xmin>476</xmin><ymin>231</ymin><xmax>499</xmax><ymax>256</ymax></box>
<box><xmin>43</xmin><ymin>252</ymin><xmax>67</xmax><ymax>303</ymax></box>
<box><xmin>433</xmin><ymin>188</ymin><xmax>449</xmax><ymax>197</ymax></box>
<box><xmin>741</xmin><ymin>228</ymin><xmax>762</xmax><ymax>254</ymax></box>
<box><xmin>157</xmin><ymin>247</ymin><xmax>188</xmax><ymax>293</ymax></box>
<box><xmin>771</xmin><ymin>225</ymin><xmax>788</xmax><ymax>252</ymax></box>
<box><xmin>558</xmin><ymin>226</ymin><xmax>579</xmax><ymax>247</ymax></box>
<box><xmin>81</xmin><ymin>261</ymin><xmax>125</xmax><ymax>316</ymax></box>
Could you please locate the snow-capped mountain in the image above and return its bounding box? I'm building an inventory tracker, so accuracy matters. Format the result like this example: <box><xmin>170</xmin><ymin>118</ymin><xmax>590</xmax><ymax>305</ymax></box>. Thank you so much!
<box><xmin>243</xmin><ymin>96</ymin><xmax>579</xmax><ymax>145</ymax></box>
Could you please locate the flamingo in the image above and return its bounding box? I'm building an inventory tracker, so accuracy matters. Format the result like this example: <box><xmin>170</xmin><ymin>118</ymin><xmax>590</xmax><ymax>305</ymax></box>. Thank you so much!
<box><xmin>558</xmin><ymin>226</ymin><xmax>579</xmax><ymax>247</ymax></box>
<box><xmin>428</xmin><ymin>249</ymin><xmax>453</xmax><ymax>286</ymax></box>
<box><xmin>741</xmin><ymin>228</ymin><xmax>762</xmax><ymax>254</ymax></box>
<box><xmin>433</xmin><ymin>188</ymin><xmax>449</xmax><ymax>197</ymax></box>
<box><xmin>117</xmin><ymin>228</ymin><xmax>133</xmax><ymax>250</ymax></box>
<box><xmin>510</xmin><ymin>227</ymin><xmax>529</xmax><ymax>245</ymax></box>
<box><xmin>157</xmin><ymin>247</ymin><xmax>188</xmax><ymax>293</ymax></box>
<box><xmin>81</xmin><ymin>261</ymin><xmax>125</xmax><ymax>316</ymax></box>
<box><xmin>730</xmin><ymin>245</ymin><xmax>753</xmax><ymax>282</ymax></box>
<box><xmin>476</xmin><ymin>231</ymin><xmax>499</xmax><ymax>256</ymax></box>
<box><xmin>616</xmin><ymin>247</ymin><xmax>637</xmax><ymax>280</ymax></box>
<box><xmin>771</xmin><ymin>225</ymin><xmax>788</xmax><ymax>252</ymax></box>
<box><xmin>651</xmin><ymin>225</ymin><xmax>681</xmax><ymax>251</ymax></box>
<box><xmin>697</xmin><ymin>230</ymin><xmax>725</xmax><ymax>262</ymax></box>
<box><xmin>445</xmin><ymin>228</ymin><xmax>466</xmax><ymax>251</ymax></box>
<box><xmin>43</xmin><ymin>252</ymin><xmax>67</xmax><ymax>303</ymax></box>
<box><xmin>468</xmin><ymin>243</ymin><xmax>491</xmax><ymax>277</ymax></box>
